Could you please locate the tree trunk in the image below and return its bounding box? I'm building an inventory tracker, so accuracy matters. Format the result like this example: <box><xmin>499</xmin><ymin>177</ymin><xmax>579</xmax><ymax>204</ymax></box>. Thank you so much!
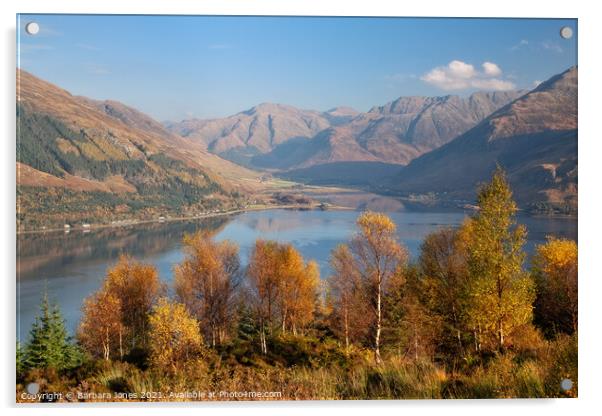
<box><xmin>498</xmin><ymin>320</ymin><xmax>504</xmax><ymax>350</ymax></box>
<box><xmin>497</xmin><ymin>274</ymin><xmax>504</xmax><ymax>350</ymax></box>
<box><xmin>452</xmin><ymin>307</ymin><xmax>463</xmax><ymax>350</ymax></box>
<box><xmin>119</xmin><ymin>328</ymin><xmax>123</xmax><ymax>360</ymax></box>
<box><xmin>414</xmin><ymin>322</ymin><xmax>419</xmax><ymax>361</ymax></box>
<box><xmin>260</xmin><ymin>319</ymin><xmax>267</xmax><ymax>354</ymax></box>
<box><xmin>211</xmin><ymin>324</ymin><xmax>216</xmax><ymax>348</ymax></box>
<box><xmin>375</xmin><ymin>278</ymin><xmax>382</xmax><ymax>365</ymax></box>
<box><xmin>104</xmin><ymin>327</ymin><xmax>110</xmax><ymax>360</ymax></box>
<box><xmin>344</xmin><ymin>308</ymin><xmax>349</xmax><ymax>353</ymax></box>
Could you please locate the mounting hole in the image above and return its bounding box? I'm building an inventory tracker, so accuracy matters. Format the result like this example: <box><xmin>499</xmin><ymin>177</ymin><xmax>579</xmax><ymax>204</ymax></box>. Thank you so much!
<box><xmin>560</xmin><ymin>26</ymin><xmax>573</xmax><ymax>40</ymax></box>
<box><xmin>25</xmin><ymin>22</ymin><xmax>40</xmax><ymax>35</ymax></box>
<box><xmin>560</xmin><ymin>378</ymin><xmax>573</xmax><ymax>391</ymax></box>
<box><xmin>26</xmin><ymin>382</ymin><xmax>40</xmax><ymax>394</ymax></box>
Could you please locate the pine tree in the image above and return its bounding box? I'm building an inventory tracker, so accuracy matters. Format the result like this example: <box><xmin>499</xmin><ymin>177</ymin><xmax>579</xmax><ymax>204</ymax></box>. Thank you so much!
<box><xmin>24</xmin><ymin>292</ymin><xmax>79</xmax><ymax>371</ymax></box>
<box><xmin>16</xmin><ymin>341</ymin><xmax>25</xmax><ymax>377</ymax></box>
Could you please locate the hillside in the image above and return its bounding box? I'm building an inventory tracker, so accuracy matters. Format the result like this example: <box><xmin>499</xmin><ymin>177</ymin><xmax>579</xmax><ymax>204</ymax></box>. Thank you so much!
<box><xmin>164</xmin><ymin>103</ymin><xmax>334</xmax><ymax>166</ymax></box>
<box><xmin>167</xmin><ymin>91</ymin><xmax>523</xmax><ymax>170</ymax></box>
<box><xmin>385</xmin><ymin>67</ymin><xmax>578</xmax><ymax>214</ymax></box>
<box><xmin>16</xmin><ymin>70</ymin><xmax>264</xmax><ymax>230</ymax></box>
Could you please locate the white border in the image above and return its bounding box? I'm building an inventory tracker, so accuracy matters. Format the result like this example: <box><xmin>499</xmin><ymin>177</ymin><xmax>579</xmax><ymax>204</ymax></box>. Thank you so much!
<box><xmin>2</xmin><ymin>1</ymin><xmax>601</xmax><ymax>415</ymax></box>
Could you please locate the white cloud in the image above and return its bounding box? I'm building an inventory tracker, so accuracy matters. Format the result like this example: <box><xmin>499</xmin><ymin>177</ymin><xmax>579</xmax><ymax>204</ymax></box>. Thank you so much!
<box><xmin>541</xmin><ymin>42</ymin><xmax>563</xmax><ymax>53</ymax></box>
<box><xmin>510</xmin><ymin>39</ymin><xmax>529</xmax><ymax>51</ymax></box>
<box><xmin>533</xmin><ymin>80</ymin><xmax>543</xmax><ymax>88</ymax></box>
<box><xmin>482</xmin><ymin>62</ymin><xmax>502</xmax><ymax>77</ymax></box>
<box><xmin>421</xmin><ymin>60</ymin><xmax>516</xmax><ymax>91</ymax></box>
<box><xmin>447</xmin><ymin>60</ymin><xmax>476</xmax><ymax>79</ymax></box>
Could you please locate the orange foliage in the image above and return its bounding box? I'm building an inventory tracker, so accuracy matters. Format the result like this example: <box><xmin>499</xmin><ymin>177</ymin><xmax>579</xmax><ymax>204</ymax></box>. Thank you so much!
<box><xmin>247</xmin><ymin>240</ymin><xmax>320</xmax><ymax>352</ymax></box>
<box><xmin>174</xmin><ymin>231</ymin><xmax>241</xmax><ymax>347</ymax></box>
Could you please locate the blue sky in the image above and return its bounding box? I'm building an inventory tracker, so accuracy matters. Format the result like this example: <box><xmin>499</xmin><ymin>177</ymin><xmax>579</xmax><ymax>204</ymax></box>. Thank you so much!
<box><xmin>17</xmin><ymin>15</ymin><xmax>577</xmax><ymax>121</ymax></box>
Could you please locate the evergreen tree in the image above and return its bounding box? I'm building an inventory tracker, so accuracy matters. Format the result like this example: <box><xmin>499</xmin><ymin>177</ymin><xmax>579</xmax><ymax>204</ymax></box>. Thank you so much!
<box><xmin>24</xmin><ymin>292</ymin><xmax>80</xmax><ymax>371</ymax></box>
<box><xmin>16</xmin><ymin>341</ymin><xmax>25</xmax><ymax>377</ymax></box>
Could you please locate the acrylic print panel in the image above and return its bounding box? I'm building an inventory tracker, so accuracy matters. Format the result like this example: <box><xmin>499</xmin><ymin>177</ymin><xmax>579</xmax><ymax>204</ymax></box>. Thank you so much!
<box><xmin>16</xmin><ymin>14</ymin><xmax>577</xmax><ymax>402</ymax></box>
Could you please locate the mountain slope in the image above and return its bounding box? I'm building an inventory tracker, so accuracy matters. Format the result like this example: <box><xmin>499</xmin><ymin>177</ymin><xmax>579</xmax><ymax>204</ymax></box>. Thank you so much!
<box><xmin>386</xmin><ymin>67</ymin><xmax>577</xmax><ymax>213</ymax></box>
<box><xmin>78</xmin><ymin>96</ymin><xmax>263</xmax><ymax>186</ymax></box>
<box><xmin>253</xmin><ymin>90</ymin><xmax>524</xmax><ymax>170</ymax></box>
<box><xmin>357</xmin><ymin>90</ymin><xmax>525</xmax><ymax>163</ymax></box>
<box><xmin>165</xmin><ymin>103</ymin><xmax>333</xmax><ymax>166</ymax></box>
<box><xmin>16</xmin><ymin>70</ymin><xmax>261</xmax><ymax>229</ymax></box>
<box><xmin>167</xmin><ymin>91</ymin><xmax>523</xmax><ymax>170</ymax></box>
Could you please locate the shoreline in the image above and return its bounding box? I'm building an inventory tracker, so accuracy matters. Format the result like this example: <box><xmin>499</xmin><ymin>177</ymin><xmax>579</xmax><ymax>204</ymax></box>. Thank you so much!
<box><xmin>16</xmin><ymin>203</ymin><xmax>354</xmax><ymax>236</ymax></box>
<box><xmin>16</xmin><ymin>200</ymin><xmax>576</xmax><ymax>236</ymax></box>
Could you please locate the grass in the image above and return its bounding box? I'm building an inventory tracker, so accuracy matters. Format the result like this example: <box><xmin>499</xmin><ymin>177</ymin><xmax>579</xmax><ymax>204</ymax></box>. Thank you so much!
<box><xmin>17</xmin><ymin>333</ymin><xmax>577</xmax><ymax>402</ymax></box>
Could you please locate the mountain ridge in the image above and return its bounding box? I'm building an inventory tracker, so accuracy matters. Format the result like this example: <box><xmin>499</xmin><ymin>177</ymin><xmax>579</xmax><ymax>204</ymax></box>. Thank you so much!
<box><xmin>385</xmin><ymin>66</ymin><xmax>577</xmax><ymax>213</ymax></box>
<box><xmin>166</xmin><ymin>90</ymin><xmax>524</xmax><ymax>169</ymax></box>
<box><xmin>16</xmin><ymin>70</ymin><xmax>267</xmax><ymax>230</ymax></box>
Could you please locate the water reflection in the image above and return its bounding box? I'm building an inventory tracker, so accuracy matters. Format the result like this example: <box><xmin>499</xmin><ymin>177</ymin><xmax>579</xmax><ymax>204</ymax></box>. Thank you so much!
<box><xmin>16</xmin><ymin>209</ymin><xmax>576</xmax><ymax>340</ymax></box>
<box><xmin>17</xmin><ymin>217</ymin><xmax>230</xmax><ymax>280</ymax></box>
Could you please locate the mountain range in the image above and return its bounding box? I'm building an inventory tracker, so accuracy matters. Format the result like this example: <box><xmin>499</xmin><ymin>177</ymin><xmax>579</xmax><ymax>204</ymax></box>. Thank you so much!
<box><xmin>16</xmin><ymin>66</ymin><xmax>578</xmax><ymax>229</ymax></box>
<box><xmin>387</xmin><ymin>66</ymin><xmax>577</xmax><ymax>213</ymax></box>
<box><xmin>164</xmin><ymin>67</ymin><xmax>578</xmax><ymax>213</ymax></box>
<box><xmin>16</xmin><ymin>70</ymin><xmax>264</xmax><ymax>229</ymax></box>
<box><xmin>166</xmin><ymin>91</ymin><xmax>524</xmax><ymax>169</ymax></box>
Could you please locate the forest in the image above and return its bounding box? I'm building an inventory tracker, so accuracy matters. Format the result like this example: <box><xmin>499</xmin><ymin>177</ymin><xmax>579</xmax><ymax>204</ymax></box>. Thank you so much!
<box><xmin>16</xmin><ymin>169</ymin><xmax>578</xmax><ymax>401</ymax></box>
<box><xmin>16</xmin><ymin>104</ymin><xmax>235</xmax><ymax>231</ymax></box>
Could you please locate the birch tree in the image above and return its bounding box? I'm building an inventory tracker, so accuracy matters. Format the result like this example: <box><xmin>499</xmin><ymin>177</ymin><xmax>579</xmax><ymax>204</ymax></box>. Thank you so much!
<box><xmin>247</xmin><ymin>240</ymin><xmax>319</xmax><ymax>353</ymax></box>
<box><xmin>175</xmin><ymin>232</ymin><xmax>241</xmax><ymax>347</ymax></box>
<box><xmin>419</xmin><ymin>226</ymin><xmax>470</xmax><ymax>353</ymax></box>
<box><xmin>464</xmin><ymin>168</ymin><xmax>535</xmax><ymax>351</ymax></box>
<box><xmin>103</xmin><ymin>255</ymin><xmax>164</xmax><ymax>349</ymax></box>
<box><xmin>532</xmin><ymin>237</ymin><xmax>578</xmax><ymax>336</ymax></box>
<box><xmin>328</xmin><ymin>244</ymin><xmax>370</xmax><ymax>351</ymax></box>
<box><xmin>147</xmin><ymin>298</ymin><xmax>204</xmax><ymax>374</ymax></box>
<box><xmin>77</xmin><ymin>255</ymin><xmax>164</xmax><ymax>357</ymax></box>
<box><xmin>348</xmin><ymin>212</ymin><xmax>408</xmax><ymax>364</ymax></box>
<box><xmin>78</xmin><ymin>289</ymin><xmax>126</xmax><ymax>360</ymax></box>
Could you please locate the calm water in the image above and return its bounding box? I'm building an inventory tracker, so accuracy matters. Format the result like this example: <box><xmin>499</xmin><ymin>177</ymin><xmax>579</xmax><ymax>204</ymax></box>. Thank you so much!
<box><xmin>16</xmin><ymin>208</ymin><xmax>577</xmax><ymax>340</ymax></box>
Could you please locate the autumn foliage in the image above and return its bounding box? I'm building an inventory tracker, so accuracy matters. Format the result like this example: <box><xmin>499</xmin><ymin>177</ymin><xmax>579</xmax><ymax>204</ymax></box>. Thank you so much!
<box><xmin>174</xmin><ymin>231</ymin><xmax>241</xmax><ymax>347</ymax></box>
<box><xmin>247</xmin><ymin>240</ymin><xmax>319</xmax><ymax>353</ymax></box>
<box><xmin>77</xmin><ymin>255</ymin><xmax>164</xmax><ymax>360</ymax></box>
<box><xmin>463</xmin><ymin>168</ymin><xmax>535</xmax><ymax>351</ymax></box>
<box><xmin>19</xmin><ymin>169</ymin><xmax>578</xmax><ymax>400</ymax></box>
<box><xmin>147</xmin><ymin>298</ymin><xmax>205</xmax><ymax>374</ymax></box>
<box><xmin>532</xmin><ymin>237</ymin><xmax>578</xmax><ymax>336</ymax></box>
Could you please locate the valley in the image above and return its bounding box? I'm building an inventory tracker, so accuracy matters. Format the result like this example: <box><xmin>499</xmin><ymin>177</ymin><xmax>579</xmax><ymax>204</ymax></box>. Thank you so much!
<box><xmin>17</xmin><ymin>66</ymin><xmax>578</xmax><ymax>234</ymax></box>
